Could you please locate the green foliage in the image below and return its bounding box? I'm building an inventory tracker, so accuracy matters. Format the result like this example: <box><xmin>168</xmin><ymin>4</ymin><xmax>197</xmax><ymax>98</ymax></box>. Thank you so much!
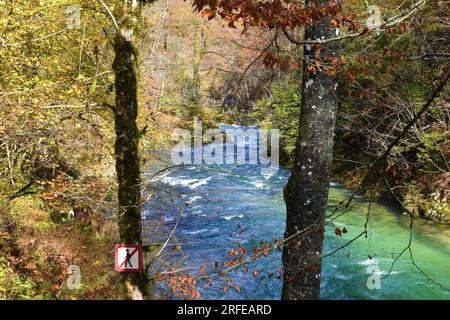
<box><xmin>417</xmin><ymin>129</ymin><xmax>450</xmax><ymax>173</ymax></box>
<box><xmin>0</xmin><ymin>257</ymin><xmax>42</xmax><ymax>300</ymax></box>
<box><xmin>0</xmin><ymin>1</ymin><xmax>124</xmax><ymax>300</ymax></box>
<box><xmin>181</xmin><ymin>76</ymin><xmax>204</xmax><ymax>119</ymax></box>
<box><xmin>248</xmin><ymin>75</ymin><xmax>301</xmax><ymax>163</ymax></box>
<box><xmin>404</xmin><ymin>187</ymin><xmax>450</xmax><ymax>224</ymax></box>
<box><xmin>333</xmin><ymin>1</ymin><xmax>449</xmax><ymax>223</ymax></box>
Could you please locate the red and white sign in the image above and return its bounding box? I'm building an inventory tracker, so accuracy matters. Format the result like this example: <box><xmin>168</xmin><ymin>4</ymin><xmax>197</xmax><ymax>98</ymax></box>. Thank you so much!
<box><xmin>115</xmin><ymin>244</ymin><xmax>142</xmax><ymax>273</ymax></box>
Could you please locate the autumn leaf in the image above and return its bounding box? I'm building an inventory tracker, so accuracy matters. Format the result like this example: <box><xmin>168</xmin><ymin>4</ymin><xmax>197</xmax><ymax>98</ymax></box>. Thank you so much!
<box><xmin>357</xmin><ymin>55</ymin><xmax>366</xmax><ymax>65</ymax></box>
<box><xmin>332</xmin><ymin>56</ymin><xmax>339</xmax><ymax>67</ymax></box>
<box><xmin>307</xmin><ymin>64</ymin><xmax>317</xmax><ymax>75</ymax></box>
<box><xmin>171</xmin><ymin>285</ymin><xmax>177</xmax><ymax>294</ymax></box>
<box><xmin>347</xmin><ymin>66</ymin><xmax>356</xmax><ymax>82</ymax></box>
<box><xmin>234</xmin><ymin>284</ymin><xmax>241</xmax><ymax>293</ymax></box>
<box><xmin>258</xmin><ymin>90</ymin><xmax>263</xmax><ymax>100</ymax></box>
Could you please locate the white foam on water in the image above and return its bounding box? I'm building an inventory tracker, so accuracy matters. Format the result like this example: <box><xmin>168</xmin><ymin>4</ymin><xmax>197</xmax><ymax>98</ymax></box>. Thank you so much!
<box><xmin>189</xmin><ymin>204</ymin><xmax>202</xmax><ymax>211</ymax></box>
<box><xmin>335</xmin><ymin>273</ymin><xmax>352</xmax><ymax>280</ymax></box>
<box><xmin>189</xmin><ymin>177</ymin><xmax>211</xmax><ymax>189</ymax></box>
<box><xmin>222</xmin><ymin>214</ymin><xmax>244</xmax><ymax>220</ymax></box>
<box><xmin>151</xmin><ymin>170</ymin><xmax>172</xmax><ymax>183</ymax></box>
<box><xmin>160</xmin><ymin>176</ymin><xmax>211</xmax><ymax>189</ymax></box>
<box><xmin>184</xmin><ymin>227</ymin><xmax>220</xmax><ymax>235</ymax></box>
<box><xmin>381</xmin><ymin>271</ymin><xmax>400</xmax><ymax>275</ymax></box>
<box><xmin>250</xmin><ymin>181</ymin><xmax>264</xmax><ymax>188</ymax></box>
<box><xmin>163</xmin><ymin>216</ymin><xmax>174</xmax><ymax>223</ymax></box>
<box><xmin>262</xmin><ymin>172</ymin><xmax>276</xmax><ymax>180</ymax></box>
<box><xmin>186</xmin><ymin>195</ymin><xmax>202</xmax><ymax>204</ymax></box>
<box><xmin>358</xmin><ymin>258</ymin><xmax>379</xmax><ymax>266</ymax></box>
<box><xmin>184</xmin><ymin>228</ymin><xmax>209</xmax><ymax>235</ymax></box>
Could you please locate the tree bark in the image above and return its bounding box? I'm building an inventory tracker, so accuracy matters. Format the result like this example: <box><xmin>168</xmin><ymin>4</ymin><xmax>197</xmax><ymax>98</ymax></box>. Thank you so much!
<box><xmin>112</xmin><ymin>0</ymin><xmax>148</xmax><ymax>299</ymax></box>
<box><xmin>282</xmin><ymin>1</ymin><xmax>341</xmax><ymax>300</ymax></box>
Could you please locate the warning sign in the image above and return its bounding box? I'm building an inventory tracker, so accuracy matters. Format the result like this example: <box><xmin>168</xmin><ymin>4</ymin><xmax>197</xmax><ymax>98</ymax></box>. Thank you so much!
<box><xmin>115</xmin><ymin>244</ymin><xmax>142</xmax><ymax>273</ymax></box>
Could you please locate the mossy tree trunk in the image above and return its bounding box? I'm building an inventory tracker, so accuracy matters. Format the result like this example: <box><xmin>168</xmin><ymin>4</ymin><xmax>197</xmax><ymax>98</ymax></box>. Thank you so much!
<box><xmin>282</xmin><ymin>0</ymin><xmax>342</xmax><ymax>300</ymax></box>
<box><xmin>112</xmin><ymin>0</ymin><xmax>148</xmax><ymax>299</ymax></box>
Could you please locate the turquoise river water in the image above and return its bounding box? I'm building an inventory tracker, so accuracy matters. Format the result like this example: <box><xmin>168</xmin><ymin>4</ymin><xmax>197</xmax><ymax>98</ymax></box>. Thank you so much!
<box><xmin>143</xmin><ymin>126</ymin><xmax>450</xmax><ymax>300</ymax></box>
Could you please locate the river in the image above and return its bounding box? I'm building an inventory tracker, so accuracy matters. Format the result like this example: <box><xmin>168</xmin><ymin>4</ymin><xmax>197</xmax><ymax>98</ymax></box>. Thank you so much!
<box><xmin>143</xmin><ymin>125</ymin><xmax>450</xmax><ymax>300</ymax></box>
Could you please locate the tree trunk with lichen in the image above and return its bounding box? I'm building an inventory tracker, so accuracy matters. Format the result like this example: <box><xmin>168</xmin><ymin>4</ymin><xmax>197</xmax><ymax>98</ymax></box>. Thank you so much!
<box><xmin>112</xmin><ymin>0</ymin><xmax>148</xmax><ymax>299</ymax></box>
<box><xmin>282</xmin><ymin>1</ymin><xmax>341</xmax><ymax>300</ymax></box>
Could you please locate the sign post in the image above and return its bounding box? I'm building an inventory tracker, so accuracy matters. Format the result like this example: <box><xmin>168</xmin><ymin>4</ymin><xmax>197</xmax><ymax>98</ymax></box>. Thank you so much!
<box><xmin>115</xmin><ymin>244</ymin><xmax>142</xmax><ymax>273</ymax></box>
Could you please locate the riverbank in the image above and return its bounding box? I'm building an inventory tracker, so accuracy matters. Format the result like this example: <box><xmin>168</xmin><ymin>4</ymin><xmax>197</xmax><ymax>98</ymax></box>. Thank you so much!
<box><xmin>241</xmin><ymin>110</ymin><xmax>449</xmax><ymax>226</ymax></box>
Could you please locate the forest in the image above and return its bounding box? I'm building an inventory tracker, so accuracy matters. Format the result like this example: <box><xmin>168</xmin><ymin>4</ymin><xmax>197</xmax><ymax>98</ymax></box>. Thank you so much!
<box><xmin>0</xmin><ymin>0</ymin><xmax>449</xmax><ymax>301</ymax></box>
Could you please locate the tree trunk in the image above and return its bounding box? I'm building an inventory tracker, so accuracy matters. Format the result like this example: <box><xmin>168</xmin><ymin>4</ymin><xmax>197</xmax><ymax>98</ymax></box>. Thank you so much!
<box><xmin>112</xmin><ymin>0</ymin><xmax>148</xmax><ymax>299</ymax></box>
<box><xmin>282</xmin><ymin>2</ymin><xmax>341</xmax><ymax>300</ymax></box>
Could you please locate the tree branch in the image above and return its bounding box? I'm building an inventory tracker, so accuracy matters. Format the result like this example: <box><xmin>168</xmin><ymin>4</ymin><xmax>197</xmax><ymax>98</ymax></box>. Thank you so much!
<box><xmin>282</xmin><ymin>0</ymin><xmax>427</xmax><ymax>45</ymax></box>
<box><xmin>98</xmin><ymin>0</ymin><xmax>120</xmax><ymax>30</ymax></box>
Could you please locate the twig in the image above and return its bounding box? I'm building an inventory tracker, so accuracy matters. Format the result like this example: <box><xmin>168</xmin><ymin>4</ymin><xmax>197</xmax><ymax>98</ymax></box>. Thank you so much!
<box><xmin>98</xmin><ymin>0</ymin><xmax>120</xmax><ymax>30</ymax></box>
<box><xmin>5</xmin><ymin>28</ymin><xmax>67</xmax><ymax>47</ymax></box>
